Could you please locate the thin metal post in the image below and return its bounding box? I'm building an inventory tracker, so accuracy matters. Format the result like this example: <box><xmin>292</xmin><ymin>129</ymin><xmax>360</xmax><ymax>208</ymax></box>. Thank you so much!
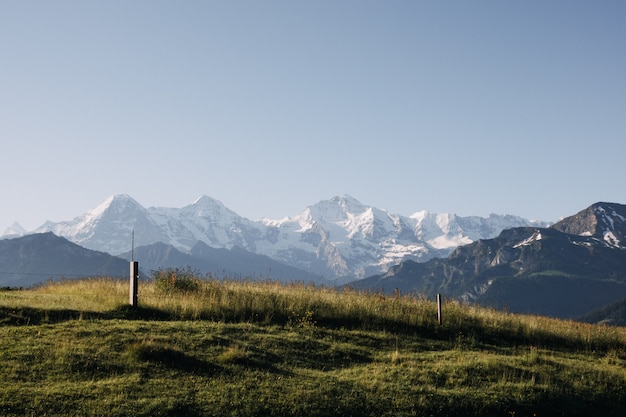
<box><xmin>130</xmin><ymin>261</ymin><xmax>139</xmax><ymax>307</ymax></box>
<box><xmin>437</xmin><ymin>293</ymin><xmax>443</xmax><ymax>325</ymax></box>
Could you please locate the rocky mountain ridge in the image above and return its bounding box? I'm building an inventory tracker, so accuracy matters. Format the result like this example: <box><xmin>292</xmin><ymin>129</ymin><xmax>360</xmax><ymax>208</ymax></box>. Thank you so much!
<box><xmin>352</xmin><ymin>202</ymin><xmax>626</xmax><ymax>319</ymax></box>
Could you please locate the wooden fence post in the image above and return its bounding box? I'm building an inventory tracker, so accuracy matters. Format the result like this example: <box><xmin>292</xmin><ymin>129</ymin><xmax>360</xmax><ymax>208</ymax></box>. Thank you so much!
<box><xmin>437</xmin><ymin>293</ymin><xmax>443</xmax><ymax>325</ymax></box>
<box><xmin>130</xmin><ymin>261</ymin><xmax>139</xmax><ymax>307</ymax></box>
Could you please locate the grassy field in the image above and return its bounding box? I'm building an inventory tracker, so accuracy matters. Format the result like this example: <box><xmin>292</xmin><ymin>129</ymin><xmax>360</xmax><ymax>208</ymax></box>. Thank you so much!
<box><xmin>1</xmin><ymin>274</ymin><xmax>625</xmax><ymax>416</ymax></box>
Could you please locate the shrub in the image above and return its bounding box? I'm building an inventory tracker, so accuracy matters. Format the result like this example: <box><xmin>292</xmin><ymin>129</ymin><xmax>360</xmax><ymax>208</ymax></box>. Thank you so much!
<box><xmin>152</xmin><ymin>267</ymin><xmax>201</xmax><ymax>294</ymax></box>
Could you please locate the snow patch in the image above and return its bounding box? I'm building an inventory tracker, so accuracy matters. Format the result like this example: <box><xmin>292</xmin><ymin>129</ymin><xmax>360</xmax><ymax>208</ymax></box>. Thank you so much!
<box><xmin>604</xmin><ymin>231</ymin><xmax>621</xmax><ymax>247</ymax></box>
<box><xmin>611</xmin><ymin>210</ymin><xmax>626</xmax><ymax>222</ymax></box>
<box><xmin>513</xmin><ymin>231</ymin><xmax>542</xmax><ymax>248</ymax></box>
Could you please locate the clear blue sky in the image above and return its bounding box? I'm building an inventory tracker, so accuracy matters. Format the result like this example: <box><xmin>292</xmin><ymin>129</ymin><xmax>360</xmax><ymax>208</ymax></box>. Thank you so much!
<box><xmin>2</xmin><ymin>1</ymin><xmax>625</xmax><ymax>230</ymax></box>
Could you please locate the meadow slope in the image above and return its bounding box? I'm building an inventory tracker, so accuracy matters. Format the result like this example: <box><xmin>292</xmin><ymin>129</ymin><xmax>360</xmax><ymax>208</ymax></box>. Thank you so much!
<box><xmin>1</xmin><ymin>275</ymin><xmax>625</xmax><ymax>416</ymax></box>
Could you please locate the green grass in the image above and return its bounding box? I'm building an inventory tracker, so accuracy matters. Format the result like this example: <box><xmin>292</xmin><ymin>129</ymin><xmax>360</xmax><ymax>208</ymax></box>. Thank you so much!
<box><xmin>1</xmin><ymin>277</ymin><xmax>625</xmax><ymax>416</ymax></box>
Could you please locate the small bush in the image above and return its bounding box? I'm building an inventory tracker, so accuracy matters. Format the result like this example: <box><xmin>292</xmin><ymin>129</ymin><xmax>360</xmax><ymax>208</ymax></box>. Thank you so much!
<box><xmin>287</xmin><ymin>309</ymin><xmax>316</xmax><ymax>333</ymax></box>
<box><xmin>152</xmin><ymin>267</ymin><xmax>201</xmax><ymax>294</ymax></box>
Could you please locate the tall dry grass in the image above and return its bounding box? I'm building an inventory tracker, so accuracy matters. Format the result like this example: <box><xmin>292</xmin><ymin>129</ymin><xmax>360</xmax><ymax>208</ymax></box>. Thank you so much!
<box><xmin>2</xmin><ymin>276</ymin><xmax>624</xmax><ymax>353</ymax></box>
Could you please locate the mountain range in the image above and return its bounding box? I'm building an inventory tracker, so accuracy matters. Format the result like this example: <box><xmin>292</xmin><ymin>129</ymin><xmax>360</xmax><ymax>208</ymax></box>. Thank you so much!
<box><xmin>3</xmin><ymin>194</ymin><xmax>547</xmax><ymax>281</ymax></box>
<box><xmin>2</xmin><ymin>197</ymin><xmax>626</xmax><ymax>323</ymax></box>
<box><xmin>352</xmin><ymin>202</ymin><xmax>626</xmax><ymax>320</ymax></box>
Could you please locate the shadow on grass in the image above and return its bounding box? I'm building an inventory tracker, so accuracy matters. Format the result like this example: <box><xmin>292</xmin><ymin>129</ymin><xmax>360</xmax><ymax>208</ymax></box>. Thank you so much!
<box><xmin>128</xmin><ymin>340</ymin><xmax>221</xmax><ymax>377</ymax></box>
<box><xmin>0</xmin><ymin>305</ymin><xmax>175</xmax><ymax>325</ymax></box>
<box><xmin>317</xmin><ymin>312</ymin><xmax>623</xmax><ymax>353</ymax></box>
<box><xmin>107</xmin><ymin>304</ymin><xmax>173</xmax><ymax>320</ymax></box>
<box><xmin>1</xmin><ymin>305</ymin><xmax>620</xmax><ymax>353</ymax></box>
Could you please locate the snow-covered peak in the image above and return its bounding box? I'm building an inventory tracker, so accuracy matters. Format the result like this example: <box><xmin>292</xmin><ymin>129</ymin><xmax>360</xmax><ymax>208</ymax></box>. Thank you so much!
<box><xmin>292</xmin><ymin>195</ymin><xmax>398</xmax><ymax>240</ymax></box>
<box><xmin>513</xmin><ymin>230</ymin><xmax>543</xmax><ymax>248</ymax></box>
<box><xmin>331</xmin><ymin>194</ymin><xmax>367</xmax><ymax>212</ymax></box>
<box><xmin>33</xmin><ymin>194</ymin><xmax>160</xmax><ymax>254</ymax></box>
<box><xmin>191</xmin><ymin>195</ymin><xmax>225</xmax><ymax>208</ymax></box>
<box><xmin>552</xmin><ymin>202</ymin><xmax>626</xmax><ymax>248</ymax></box>
<box><xmin>285</xmin><ymin>195</ymin><xmax>365</xmax><ymax>232</ymax></box>
<box><xmin>2</xmin><ymin>222</ymin><xmax>26</xmax><ymax>238</ymax></box>
<box><xmin>409</xmin><ymin>210</ymin><xmax>430</xmax><ymax>221</ymax></box>
<box><xmin>87</xmin><ymin>194</ymin><xmax>143</xmax><ymax>218</ymax></box>
<box><xmin>146</xmin><ymin>194</ymin><xmax>260</xmax><ymax>251</ymax></box>
<box><xmin>408</xmin><ymin>210</ymin><xmax>546</xmax><ymax>250</ymax></box>
<box><xmin>305</xmin><ymin>195</ymin><xmax>369</xmax><ymax>223</ymax></box>
<box><xmin>71</xmin><ymin>194</ymin><xmax>147</xmax><ymax>234</ymax></box>
<box><xmin>409</xmin><ymin>211</ymin><xmax>460</xmax><ymax>231</ymax></box>
<box><xmin>180</xmin><ymin>195</ymin><xmax>240</xmax><ymax>223</ymax></box>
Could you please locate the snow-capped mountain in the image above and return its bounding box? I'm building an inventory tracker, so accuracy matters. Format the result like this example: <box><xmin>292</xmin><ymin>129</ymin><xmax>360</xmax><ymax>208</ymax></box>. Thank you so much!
<box><xmin>255</xmin><ymin>195</ymin><xmax>547</xmax><ymax>278</ymax></box>
<box><xmin>352</xmin><ymin>202</ymin><xmax>626</xmax><ymax>319</ymax></box>
<box><xmin>36</xmin><ymin>195</ymin><xmax>169</xmax><ymax>255</ymax></box>
<box><xmin>8</xmin><ymin>194</ymin><xmax>548</xmax><ymax>280</ymax></box>
<box><xmin>551</xmin><ymin>202</ymin><xmax>626</xmax><ymax>248</ymax></box>
<box><xmin>149</xmin><ymin>195</ymin><xmax>264</xmax><ymax>252</ymax></box>
<box><xmin>2</xmin><ymin>222</ymin><xmax>26</xmax><ymax>239</ymax></box>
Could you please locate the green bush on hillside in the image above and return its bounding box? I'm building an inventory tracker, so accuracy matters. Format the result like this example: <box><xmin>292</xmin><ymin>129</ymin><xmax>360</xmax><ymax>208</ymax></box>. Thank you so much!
<box><xmin>151</xmin><ymin>266</ymin><xmax>202</xmax><ymax>294</ymax></box>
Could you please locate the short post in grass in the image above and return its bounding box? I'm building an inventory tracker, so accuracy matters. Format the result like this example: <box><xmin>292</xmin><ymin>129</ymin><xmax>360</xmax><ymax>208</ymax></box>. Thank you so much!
<box><xmin>436</xmin><ymin>293</ymin><xmax>443</xmax><ymax>325</ymax></box>
<box><xmin>130</xmin><ymin>261</ymin><xmax>139</xmax><ymax>307</ymax></box>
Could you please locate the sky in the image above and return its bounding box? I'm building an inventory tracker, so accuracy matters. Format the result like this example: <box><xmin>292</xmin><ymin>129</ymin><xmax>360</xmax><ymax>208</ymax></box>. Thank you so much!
<box><xmin>1</xmin><ymin>1</ymin><xmax>625</xmax><ymax>230</ymax></box>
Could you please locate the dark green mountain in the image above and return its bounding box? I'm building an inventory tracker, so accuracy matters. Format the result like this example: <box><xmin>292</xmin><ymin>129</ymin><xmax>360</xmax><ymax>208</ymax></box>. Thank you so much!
<box><xmin>580</xmin><ymin>296</ymin><xmax>626</xmax><ymax>326</ymax></box>
<box><xmin>0</xmin><ymin>232</ymin><xmax>129</xmax><ymax>287</ymax></box>
<box><xmin>352</xmin><ymin>202</ymin><xmax>626</xmax><ymax>319</ymax></box>
<box><xmin>0</xmin><ymin>233</ymin><xmax>322</xmax><ymax>288</ymax></box>
<box><xmin>122</xmin><ymin>241</ymin><xmax>323</xmax><ymax>283</ymax></box>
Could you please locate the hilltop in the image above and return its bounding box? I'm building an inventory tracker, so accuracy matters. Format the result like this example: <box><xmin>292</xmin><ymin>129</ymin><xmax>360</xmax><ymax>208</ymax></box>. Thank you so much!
<box><xmin>0</xmin><ymin>277</ymin><xmax>624</xmax><ymax>416</ymax></box>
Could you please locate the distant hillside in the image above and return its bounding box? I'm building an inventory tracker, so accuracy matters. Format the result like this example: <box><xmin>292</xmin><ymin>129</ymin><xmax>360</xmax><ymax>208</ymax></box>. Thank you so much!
<box><xmin>121</xmin><ymin>241</ymin><xmax>323</xmax><ymax>283</ymax></box>
<box><xmin>580</xmin><ymin>296</ymin><xmax>626</xmax><ymax>326</ymax></box>
<box><xmin>352</xmin><ymin>202</ymin><xmax>626</xmax><ymax>319</ymax></box>
<box><xmin>0</xmin><ymin>232</ymin><xmax>322</xmax><ymax>288</ymax></box>
<box><xmin>0</xmin><ymin>233</ymin><xmax>129</xmax><ymax>287</ymax></box>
